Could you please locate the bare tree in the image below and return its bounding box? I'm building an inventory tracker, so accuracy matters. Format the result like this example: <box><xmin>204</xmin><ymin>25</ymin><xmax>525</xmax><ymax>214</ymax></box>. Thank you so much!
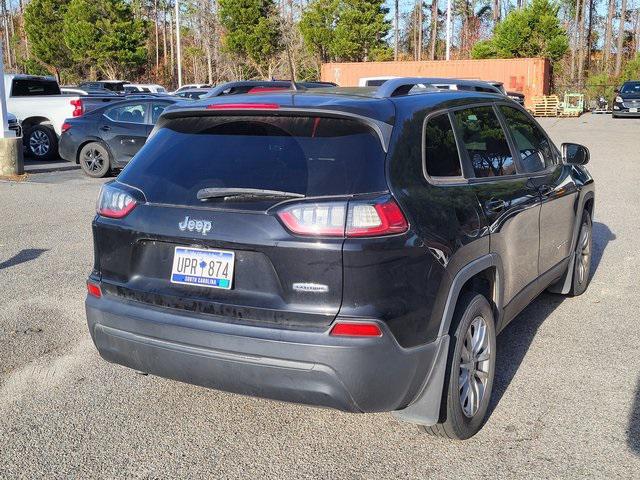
<box><xmin>429</xmin><ymin>0</ymin><xmax>438</xmax><ymax>60</ymax></box>
<box><xmin>603</xmin><ymin>0</ymin><xmax>615</xmax><ymax>71</ymax></box>
<box><xmin>615</xmin><ymin>0</ymin><xmax>628</xmax><ymax>76</ymax></box>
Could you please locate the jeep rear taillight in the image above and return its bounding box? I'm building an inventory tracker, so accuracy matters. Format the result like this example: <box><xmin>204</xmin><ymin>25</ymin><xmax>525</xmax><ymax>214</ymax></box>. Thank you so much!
<box><xmin>97</xmin><ymin>184</ymin><xmax>137</xmax><ymax>218</ymax></box>
<box><xmin>71</xmin><ymin>99</ymin><xmax>84</xmax><ymax>117</ymax></box>
<box><xmin>277</xmin><ymin>197</ymin><xmax>408</xmax><ymax>238</ymax></box>
<box><xmin>346</xmin><ymin>198</ymin><xmax>408</xmax><ymax>237</ymax></box>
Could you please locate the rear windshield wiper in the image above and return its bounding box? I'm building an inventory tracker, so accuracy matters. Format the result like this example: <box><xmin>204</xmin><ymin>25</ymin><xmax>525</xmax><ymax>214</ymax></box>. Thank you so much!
<box><xmin>197</xmin><ymin>187</ymin><xmax>305</xmax><ymax>201</ymax></box>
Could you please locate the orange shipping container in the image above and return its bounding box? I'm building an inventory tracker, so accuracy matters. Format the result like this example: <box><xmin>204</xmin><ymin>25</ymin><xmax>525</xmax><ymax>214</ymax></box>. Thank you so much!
<box><xmin>321</xmin><ymin>58</ymin><xmax>550</xmax><ymax>108</ymax></box>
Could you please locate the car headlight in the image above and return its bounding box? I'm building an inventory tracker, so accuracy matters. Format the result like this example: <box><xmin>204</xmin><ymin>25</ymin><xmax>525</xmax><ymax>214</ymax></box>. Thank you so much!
<box><xmin>615</xmin><ymin>96</ymin><xmax>623</xmax><ymax>103</ymax></box>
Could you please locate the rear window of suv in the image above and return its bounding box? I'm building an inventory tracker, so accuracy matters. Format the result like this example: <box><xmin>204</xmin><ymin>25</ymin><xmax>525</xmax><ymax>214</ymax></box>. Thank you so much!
<box><xmin>118</xmin><ymin>115</ymin><xmax>388</xmax><ymax>206</ymax></box>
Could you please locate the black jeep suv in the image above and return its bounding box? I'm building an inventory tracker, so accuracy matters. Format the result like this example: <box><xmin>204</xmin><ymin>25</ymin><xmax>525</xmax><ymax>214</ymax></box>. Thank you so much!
<box><xmin>86</xmin><ymin>78</ymin><xmax>595</xmax><ymax>440</ymax></box>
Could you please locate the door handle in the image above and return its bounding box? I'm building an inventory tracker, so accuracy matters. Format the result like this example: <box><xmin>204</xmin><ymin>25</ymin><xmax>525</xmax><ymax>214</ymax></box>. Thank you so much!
<box><xmin>99</xmin><ymin>125</ymin><xmax>110</xmax><ymax>132</ymax></box>
<box><xmin>485</xmin><ymin>198</ymin><xmax>506</xmax><ymax>213</ymax></box>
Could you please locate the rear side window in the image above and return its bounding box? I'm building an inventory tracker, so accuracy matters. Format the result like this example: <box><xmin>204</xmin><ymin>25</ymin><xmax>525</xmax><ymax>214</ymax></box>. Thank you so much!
<box><xmin>424</xmin><ymin>113</ymin><xmax>462</xmax><ymax>178</ymax></box>
<box><xmin>119</xmin><ymin>115</ymin><xmax>388</xmax><ymax>207</ymax></box>
<box><xmin>453</xmin><ymin>106</ymin><xmax>515</xmax><ymax>178</ymax></box>
<box><xmin>105</xmin><ymin>103</ymin><xmax>148</xmax><ymax>124</ymax></box>
<box><xmin>499</xmin><ymin>106</ymin><xmax>556</xmax><ymax>172</ymax></box>
<box><xmin>11</xmin><ymin>79</ymin><xmax>60</xmax><ymax>96</ymax></box>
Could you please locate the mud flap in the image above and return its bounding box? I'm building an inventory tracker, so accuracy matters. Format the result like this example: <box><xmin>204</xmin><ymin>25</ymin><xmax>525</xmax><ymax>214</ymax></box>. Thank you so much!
<box><xmin>392</xmin><ymin>335</ymin><xmax>450</xmax><ymax>426</ymax></box>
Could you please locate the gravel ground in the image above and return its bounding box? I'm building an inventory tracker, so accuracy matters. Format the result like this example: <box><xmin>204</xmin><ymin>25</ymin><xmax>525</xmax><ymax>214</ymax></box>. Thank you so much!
<box><xmin>0</xmin><ymin>114</ymin><xmax>638</xmax><ymax>479</ymax></box>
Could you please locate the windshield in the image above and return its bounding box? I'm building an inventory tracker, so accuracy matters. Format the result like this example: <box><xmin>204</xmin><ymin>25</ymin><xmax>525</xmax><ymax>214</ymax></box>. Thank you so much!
<box><xmin>621</xmin><ymin>82</ymin><xmax>640</xmax><ymax>94</ymax></box>
<box><xmin>118</xmin><ymin>115</ymin><xmax>388</xmax><ymax>207</ymax></box>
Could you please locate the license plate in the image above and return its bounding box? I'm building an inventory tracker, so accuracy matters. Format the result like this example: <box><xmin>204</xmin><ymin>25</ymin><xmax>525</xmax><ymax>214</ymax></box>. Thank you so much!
<box><xmin>630</xmin><ymin>108</ymin><xmax>638</xmax><ymax>113</ymax></box>
<box><xmin>170</xmin><ymin>247</ymin><xmax>234</xmax><ymax>289</ymax></box>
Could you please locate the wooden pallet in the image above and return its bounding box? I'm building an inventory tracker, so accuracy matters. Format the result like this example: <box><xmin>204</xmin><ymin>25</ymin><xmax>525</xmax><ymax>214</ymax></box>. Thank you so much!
<box><xmin>531</xmin><ymin>95</ymin><xmax>560</xmax><ymax>117</ymax></box>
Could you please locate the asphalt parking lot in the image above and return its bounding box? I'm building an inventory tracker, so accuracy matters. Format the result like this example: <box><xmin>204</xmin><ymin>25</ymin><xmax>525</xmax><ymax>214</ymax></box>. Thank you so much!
<box><xmin>0</xmin><ymin>113</ymin><xmax>638</xmax><ymax>479</ymax></box>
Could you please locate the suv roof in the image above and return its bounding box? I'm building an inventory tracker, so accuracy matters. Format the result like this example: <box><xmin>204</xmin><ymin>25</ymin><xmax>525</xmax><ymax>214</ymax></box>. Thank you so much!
<box><xmin>163</xmin><ymin>77</ymin><xmax>507</xmax><ymax>124</ymax></box>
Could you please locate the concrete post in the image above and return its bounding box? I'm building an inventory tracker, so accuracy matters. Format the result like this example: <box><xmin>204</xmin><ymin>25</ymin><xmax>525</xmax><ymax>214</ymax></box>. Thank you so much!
<box><xmin>0</xmin><ymin>42</ymin><xmax>23</xmax><ymax>177</ymax></box>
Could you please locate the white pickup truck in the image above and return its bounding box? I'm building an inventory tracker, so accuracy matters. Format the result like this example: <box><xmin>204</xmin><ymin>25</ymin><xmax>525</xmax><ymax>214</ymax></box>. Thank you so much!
<box><xmin>4</xmin><ymin>74</ymin><xmax>121</xmax><ymax>160</ymax></box>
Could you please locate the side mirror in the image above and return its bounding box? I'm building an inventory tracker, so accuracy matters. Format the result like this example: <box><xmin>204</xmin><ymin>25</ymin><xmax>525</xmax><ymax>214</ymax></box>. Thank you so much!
<box><xmin>562</xmin><ymin>143</ymin><xmax>590</xmax><ymax>165</ymax></box>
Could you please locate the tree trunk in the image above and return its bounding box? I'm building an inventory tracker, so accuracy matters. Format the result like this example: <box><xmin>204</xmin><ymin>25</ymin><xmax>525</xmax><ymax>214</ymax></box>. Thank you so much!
<box><xmin>154</xmin><ymin>0</ymin><xmax>159</xmax><ymax>69</ymax></box>
<box><xmin>418</xmin><ymin>1</ymin><xmax>424</xmax><ymax>60</ymax></box>
<box><xmin>493</xmin><ymin>0</ymin><xmax>500</xmax><ymax>24</ymax></box>
<box><xmin>577</xmin><ymin>0</ymin><xmax>587</xmax><ymax>85</ymax></box>
<box><xmin>570</xmin><ymin>0</ymin><xmax>582</xmax><ymax>83</ymax></box>
<box><xmin>429</xmin><ymin>0</ymin><xmax>438</xmax><ymax>60</ymax></box>
<box><xmin>162</xmin><ymin>4</ymin><xmax>168</xmax><ymax>66</ymax></box>
<box><xmin>603</xmin><ymin>0</ymin><xmax>615</xmax><ymax>71</ymax></box>
<box><xmin>585</xmin><ymin>0</ymin><xmax>594</xmax><ymax>72</ymax></box>
<box><xmin>394</xmin><ymin>0</ymin><xmax>399</xmax><ymax>60</ymax></box>
<box><xmin>615</xmin><ymin>0</ymin><xmax>627</xmax><ymax>76</ymax></box>
<box><xmin>635</xmin><ymin>7</ymin><xmax>640</xmax><ymax>53</ymax></box>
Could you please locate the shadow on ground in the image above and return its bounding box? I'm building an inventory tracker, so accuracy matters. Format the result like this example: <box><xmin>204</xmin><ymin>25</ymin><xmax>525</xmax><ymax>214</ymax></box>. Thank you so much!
<box><xmin>0</xmin><ymin>249</ymin><xmax>48</xmax><ymax>270</ymax></box>
<box><xmin>488</xmin><ymin>221</ymin><xmax>615</xmax><ymax>416</ymax></box>
<box><xmin>629</xmin><ymin>379</ymin><xmax>640</xmax><ymax>456</ymax></box>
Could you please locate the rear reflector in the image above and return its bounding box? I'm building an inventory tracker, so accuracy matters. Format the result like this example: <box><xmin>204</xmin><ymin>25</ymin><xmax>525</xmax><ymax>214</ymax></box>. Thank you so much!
<box><xmin>330</xmin><ymin>322</ymin><xmax>382</xmax><ymax>337</ymax></box>
<box><xmin>61</xmin><ymin>122</ymin><xmax>72</xmax><ymax>134</ymax></box>
<box><xmin>87</xmin><ymin>282</ymin><xmax>102</xmax><ymax>298</ymax></box>
<box><xmin>206</xmin><ymin>103</ymin><xmax>280</xmax><ymax>110</ymax></box>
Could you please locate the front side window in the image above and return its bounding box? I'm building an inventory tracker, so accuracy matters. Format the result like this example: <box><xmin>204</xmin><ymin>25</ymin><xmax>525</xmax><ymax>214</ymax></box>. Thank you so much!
<box><xmin>424</xmin><ymin>113</ymin><xmax>462</xmax><ymax>178</ymax></box>
<box><xmin>105</xmin><ymin>103</ymin><xmax>148</xmax><ymax>124</ymax></box>
<box><xmin>453</xmin><ymin>106</ymin><xmax>515</xmax><ymax>178</ymax></box>
<box><xmin>500</xmin><ymin>106</ymin><xmax>556</xmax><ymax>172</ymax></box>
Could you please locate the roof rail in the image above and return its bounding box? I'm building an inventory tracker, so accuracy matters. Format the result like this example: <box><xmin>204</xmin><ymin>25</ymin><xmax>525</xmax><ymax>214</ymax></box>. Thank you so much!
<box><xmin>372</xmin><ymin>78</ymin><xmax>447</xmax><ymax>98</ymax></box>
<box><xmin>372</xmin><ymin>77</ymin><xmax>497</xmax><ymax>98</ymax></box>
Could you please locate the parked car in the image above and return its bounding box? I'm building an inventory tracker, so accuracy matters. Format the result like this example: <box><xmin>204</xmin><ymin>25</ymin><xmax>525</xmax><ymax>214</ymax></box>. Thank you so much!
<box><xmin>173</xmin><ymin>83</ymin><xmax>211</xmax><ymax>94</ymax></box>
<box><xmin>61</xmin><ymin>87</ymin><xmax>120</xmax><ymax>96</ymax></box>
<box><xmin>4</xmin><ymin>74</ymin><xmax>127</xmax><ymax>160</ymax></box>
<box><xmin>7</xmin><ymin>112</ymin><xmax>22</xmax><ymax>137</ymax></box>
<box><xmin>203</xmin><ymin>80</ymin><xmax>337</xmax><ymax>98</ymax></box>
<box><xmin>78</xmin><ymin>80</ymin><xmax>130</xmax><ymax>93</ymax></box>
<box><xmin>613</xmin><ymin>81</ymin><xmax>640</xmax><ymax>117</ymax></box>
<box><xmin>59</xmin><ymin>97</ymin><xmax>181</xmax><ymax>177</ymax></box>
<box><xmin>123</xmin><ymin>84</ymin><xmax>168</xmax><ymax>94</ymax></box>
<box><xmin>488</xmin><ymin>81</ymin><xmax>526</xmax><ymax>106</ymax></box>
<box><xmin>173</xmin><ymin>88</ymin><xmax>211</xmax><ymax>100</ymax></box>
<box><xmin>86</xmin><ymin>78</ymin><xmax>595</xmax><ymax>440</ymax></box>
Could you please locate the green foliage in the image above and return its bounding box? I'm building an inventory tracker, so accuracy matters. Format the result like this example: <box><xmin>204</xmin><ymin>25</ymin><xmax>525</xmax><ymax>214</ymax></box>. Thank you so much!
<box><xmin>621</xmin><ymin>53</ymin><xmax>640</xmax><ymax>81</ymax></box>
<box><xmin>23</xmin><ymin>0</ymin><xmax>73</xmax><ymax>76</ymax></box>
<box><xmin>471</xmin><ymin>0</ymin><xmax>568</xmax><ymax>61</ymax></box>
<box><xmin>299</xmin><ymin>0</ymin><xmax>338</xmax><ymax>63</ymax></box>
<box><xmin>584</xmin><ymin>72</ymin><xmax>616</xmax><ymax>102</ymax></box>
<box><xmin>63</xmin><ymin>0</ymin><xmax>147</xmax><ymax>78</ymax></box>
<box><xmin>219</xmin><ymin>0</ymin><xmax>282</xmax><ymax>77</ymax></box>
<box><xmin>330</xmin><ymin>1</ymin><xmax>391</xmax><ymax>61</ymax></box>
<box><xmin>300</xmin><ymin>0</ymin><xmax>390</xmax><ymax>63</ymax></box>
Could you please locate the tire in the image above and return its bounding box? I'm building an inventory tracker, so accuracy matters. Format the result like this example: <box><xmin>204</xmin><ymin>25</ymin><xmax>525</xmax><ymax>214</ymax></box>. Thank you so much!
<box><xmin>569</xmin><ymin>210</ymin><xmax>593</xmax><ymax>296</ymax></box>
<box><xmin>422</xmin><ymin>292</ymin><xmax>496</xmax><ymax>440</ymax></box>
<box><xmin>27</xmin><ymin>124</ymin><xmax>58</xmax><ymax>161</ymax></box>
<box><xmin>79</xmin><ymin>142</ymin><xmax>111</xmax><ymax>178</ymax></box>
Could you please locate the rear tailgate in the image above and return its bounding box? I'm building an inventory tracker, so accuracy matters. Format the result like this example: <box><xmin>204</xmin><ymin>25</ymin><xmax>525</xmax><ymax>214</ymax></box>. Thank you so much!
<box><xmin>94</xmin><ymin>112</ymin><xmax>389</xmax><ymax>329</ymax></box>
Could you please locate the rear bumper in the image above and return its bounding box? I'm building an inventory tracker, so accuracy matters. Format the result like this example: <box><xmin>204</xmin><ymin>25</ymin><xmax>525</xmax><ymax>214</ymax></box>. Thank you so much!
<box><xmin>86</xmin><ymin>294</ymin><xmax>444</xmax><ymax>413</ymax></box>
<box><xmin>58</xmin><ymin>134</ymin><xmax>78</xmax><ymax>163</ymax></box>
